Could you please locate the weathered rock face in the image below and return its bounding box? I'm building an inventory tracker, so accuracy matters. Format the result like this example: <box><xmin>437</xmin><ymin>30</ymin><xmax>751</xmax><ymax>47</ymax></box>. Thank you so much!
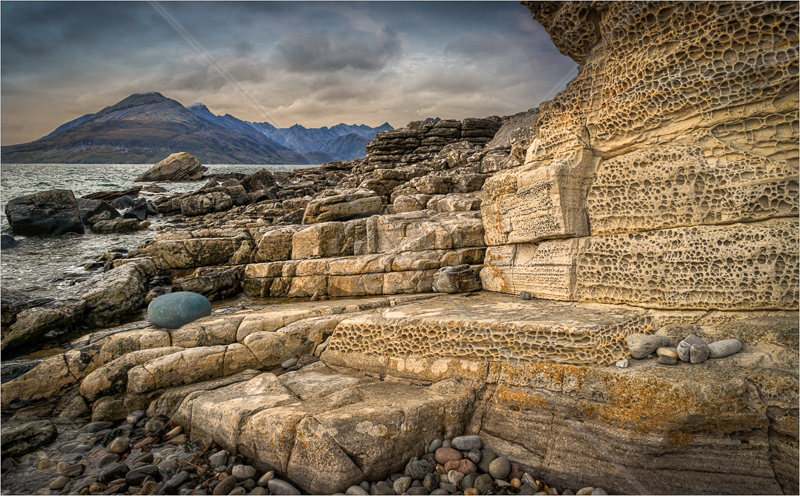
<box><xmin>481</xmin><ymin>1</ymin><xmax>799</xmax><ymax>312</ymax></box>
<box><xmin>366</xmin><ymin>118</ymin><xmax>501</xmax><ymax>168</ymax></box>
<box><xmin>134</xmin><ymin>152</ymin><xmax>207</xmax><ymax>182</ymax></box>
<box><xmin>4</xmin><ymin>189</ymin><xmax>85</xmax><ymax>237</ymax></box>
<box><xmin>302</xmin><ymin>190</ymin><xmax>382</xmax><ymax>224</ymax></box>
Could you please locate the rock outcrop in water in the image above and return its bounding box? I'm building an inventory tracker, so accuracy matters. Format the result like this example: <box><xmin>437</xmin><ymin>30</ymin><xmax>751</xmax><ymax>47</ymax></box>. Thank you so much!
<box><xmin>4</xmin><ymin>189</ymin><xmax>85</xmax><ymax>237</ymax></box>
<box><xmin>134</xmin><ymin>152</ymin><xmax>207</xmax><ymax>183</ymax></box>
<box><xmin>1</xmin><ymin>2</ymin><xmax>797</xmax><ymax>495</ymax></box>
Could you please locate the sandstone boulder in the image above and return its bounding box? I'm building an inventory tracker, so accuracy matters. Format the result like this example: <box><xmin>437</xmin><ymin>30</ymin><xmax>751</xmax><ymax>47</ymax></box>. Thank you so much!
<box><xmin>134</xmin><ymin>152</ymin><xmax>207</xmax><ymax>182</ymax></box>
<box><xmin>172</xmin><ymin>266</ymin><xmax>241</xmax><ymax>301</ymax></box>
<box><xmin>432</xmin><ymin>265</ymin><xmax>482</xmax><ymax>294</ymax></box>
<box><xmin>4</xmin><ymin>189</ymin><xmax>84</xmax><ymax>237</ymax></box>
<box><xmin>1</xmin><ymin>299</ymin><xmax>85</xmax><ymax>351</ymax></box>
<box><xmin>90</xmin><ymin>218</ymin><xmax>140</xmax><ymax>233</ymax></box>
<box><xmin>0</xmin><ymin>289</ymin><xmax>52</xmax><ymax>327</ymax></box>
<box><xmin>181</xmin><ymin>191</ymin><xmax>233</xmax><ymax>217</ymax></box>
<box><xmin>302</xmin><ymin>190</ymin><xmax>382</xmax><ymax>224</ymax></box>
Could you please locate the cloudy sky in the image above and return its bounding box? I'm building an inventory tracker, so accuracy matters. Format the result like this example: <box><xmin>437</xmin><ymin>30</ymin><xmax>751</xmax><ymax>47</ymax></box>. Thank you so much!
<box><xmin>1</xmin><ymin>1</ymin><xmax>576</xmax><ymax>146</ymax></box>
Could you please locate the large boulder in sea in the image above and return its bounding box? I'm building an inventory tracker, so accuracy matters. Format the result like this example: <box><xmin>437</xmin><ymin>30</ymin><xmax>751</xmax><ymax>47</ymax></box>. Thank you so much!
<box><xmin>4</xmin><ymin>189</ymin><xmax>84</xmax><ymax>237</ymax></box>
<box><xmin>134</xmin><ymin>152</ymin><xmax>207</xmax><ymax>182</ymax></box>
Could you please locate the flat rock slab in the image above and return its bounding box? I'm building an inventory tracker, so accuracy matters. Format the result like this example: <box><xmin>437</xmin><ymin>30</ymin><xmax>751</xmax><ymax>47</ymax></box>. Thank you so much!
<box><xmin>174</xmin><ymin>363</ymin><xmax>475</xmax><ymax>495</ymax></box>
<box><xmin>326</xmin><ymin>292</ymin><xmax>652</xmax><ymax>366</ymax></box>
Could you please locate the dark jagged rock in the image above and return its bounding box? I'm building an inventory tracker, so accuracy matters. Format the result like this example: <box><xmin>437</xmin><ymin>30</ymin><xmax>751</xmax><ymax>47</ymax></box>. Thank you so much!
<box><xmin>76</xmin><ymin>198</ymin><xmax>120</xmax><ymax>224</ymax></box>
<box><xmin>4</xmin><ymin>189</ymin><xmax>84</xmax><ymax>237</ymax></box>
<box><xmin>1</xmin><ymin>234</ymin><xmax>18</xmax><ymax>249</ymax></box>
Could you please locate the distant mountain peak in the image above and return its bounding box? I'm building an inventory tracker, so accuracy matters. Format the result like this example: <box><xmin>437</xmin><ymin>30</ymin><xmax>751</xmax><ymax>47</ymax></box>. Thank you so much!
<box><xmin>187</xmin><ymin>102</ymin><xmax>210</xmax><ymax>111</ymax></box>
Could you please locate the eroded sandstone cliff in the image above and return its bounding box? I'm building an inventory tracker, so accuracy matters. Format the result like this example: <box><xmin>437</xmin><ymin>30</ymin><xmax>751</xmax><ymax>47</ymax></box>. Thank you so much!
<box><xmin>2</xmin><ymin>2</ymin><xmax>797</xmax><ymax>495</ymax></box>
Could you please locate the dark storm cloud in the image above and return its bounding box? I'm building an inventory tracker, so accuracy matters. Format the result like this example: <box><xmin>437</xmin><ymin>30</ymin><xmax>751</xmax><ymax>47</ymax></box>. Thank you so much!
<box><xmin>1</xmin><ymin>1</ymin><xmax>577</xmax><ymax>145</ymax></box>
<box><xmin>274</xmin><ymin>26</ymin><xmax>401</xmax><ymax>73</ymax></box>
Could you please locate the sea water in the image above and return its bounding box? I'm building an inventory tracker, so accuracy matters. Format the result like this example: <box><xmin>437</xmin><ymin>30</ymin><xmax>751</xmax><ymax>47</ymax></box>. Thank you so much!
<box><xmin>0</xmin><ymin>163</ymin><xmax>313</xmax><ymax>296</ymax></box>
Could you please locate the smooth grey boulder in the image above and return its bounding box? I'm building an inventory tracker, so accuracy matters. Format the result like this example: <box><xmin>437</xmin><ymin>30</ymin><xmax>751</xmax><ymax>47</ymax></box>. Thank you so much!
<box><xmin>709</xmin><ymin>339</ymin><xmax>743</xmax><ymax>358</ymax></box>
<box><xmin>5</xmin><ymin>189</ymin><xmax>84</xmax><ymax>237</ymax></box>
<box><xmin>627</xmin><ymin>333</ymin><xmax>673</xmax><ymax>359</ymax></box>
<box><xmin>147</xmin><ymin>291</ymin><xmax>212</xmax><ymax>329</ymax></box>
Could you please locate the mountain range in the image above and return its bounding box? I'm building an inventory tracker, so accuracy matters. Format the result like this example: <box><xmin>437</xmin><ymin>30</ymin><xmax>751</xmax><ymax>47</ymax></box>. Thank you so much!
<box><xmin>1</xmin><ymin>92</ymin><xmax>392</xmax><ymax>164</ymax></box>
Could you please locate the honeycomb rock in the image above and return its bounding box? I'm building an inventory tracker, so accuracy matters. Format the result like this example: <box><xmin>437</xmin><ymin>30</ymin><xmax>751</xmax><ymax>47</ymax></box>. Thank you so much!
<box><xmin>587</xmin><ymin>134</ymin><xmax>798</xmax><ymax>235</ymax></box>
<box><xmin>480</xmin><ymin>1</ymin><xmax>800</xmax><ymax>312</ymax></box>
<box><xmin>574</xmin><ymin>219</ymin><xmax>799</xmax><ymax>310</ymax></box>
<box><xmin>482</xmin><ymin>219</ymin><xmax>798</xmax><ymax>311</ymax></box>
<box><xmin>326</xmin><ymin>293</ymin><xmax>652</xmax><ymax>366</ymax></box>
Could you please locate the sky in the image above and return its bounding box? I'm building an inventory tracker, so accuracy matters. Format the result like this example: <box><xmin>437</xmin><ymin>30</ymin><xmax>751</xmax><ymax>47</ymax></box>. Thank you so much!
<box><xmin>1</xmin><ymin>1</ymin><xmax>577</xmax><ymax>146</ymax></box>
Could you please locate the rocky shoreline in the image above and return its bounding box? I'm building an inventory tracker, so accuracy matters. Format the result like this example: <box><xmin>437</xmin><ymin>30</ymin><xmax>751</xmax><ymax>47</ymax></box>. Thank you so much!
<box><xmin>2</xmin><ymin>1</ymin><xmax>798</xmax><ymax>495</ymax></box>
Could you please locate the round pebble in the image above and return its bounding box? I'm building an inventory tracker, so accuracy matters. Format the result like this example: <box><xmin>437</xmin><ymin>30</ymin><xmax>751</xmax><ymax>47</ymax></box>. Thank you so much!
<box><xmin>127</xmin><ymin>411</ymin><xmax>146</xmax><ymax>424</ymax></box>
<box><xmin>96</xmin><ymin>453</ymin><xmax>121</xmax><ymax>470</ymax></box>
<box><xmin>677</xmin><ymin>334</ymin><xmax>706</xmax><ymax>362</ymax></box>
<box><xmin>107</xmin><ymin>435</ymin><xmax>131</xmax><ymax>453</ymax></box>
<box><xmin>511</xmin><ymin>478</ymin><xmax>522</xmax><ymax>488</ymax></box>
<box><xmin>626</xmin><ymin>333</ymin><xmax>672</xmax><ymax>359</ymax></box>
<box><xmin>657</xmin><ymin>347</ymin><xmax>679</xmax><ymax>365</ymax></box>
<box><xmin>477</xmin><ymin>449</ymin><xmax>497</xmax><ymax>473</ymax></box>
<box><xmin>62</xmin><ymin>463</ymin><xmax>86</xmax><ymax>477</ymax></box>
<box><xmin>38</xmin><ymin>459</ymin><xmax>56</xmax><ymax>470</ymax></box>
<box><xmin>250</xmin><ymin>488</ymin><xmax>268</xmax><ymax>495</ymax></box>
<box><xmin>168</xmin><ymin>433</ymin><xmax>188</xmax><ymax>445</ymax></box>
<box><xmin>489</xmin><ymin>456</ymin><xmax>511</xmax><ymax>480</ymax></box>
<box><xmin>474</xmin><ymin>474</ymin><xmax>494</xmax><ymax>494</ymax></box>
<box><xmin>591</xmin><ymin>489</ymin><xmax>608</xmax><ymax>495</ymax></box>
<box><xmin>709</xmin><ymin>338</ymin><xmax>743</xmax><ymax>358</ymax></box>
<box><xmin>232</xmin><ymin>464</ymin><xmax>256</xmax><ymax>481</ymax></box>
<box><xmin>229</xmin><ymin>487</ymin><xmax>247</xmax><ymax>495</ymax></box>
<box><xmin>164</xmin><ymin>426</ymin><xmax>183</xmax><ymax>440</ymax></box>
<box><xmin>346</xmin><ymin>485</ymin><xmax>369</xmax><ymax>495</ymax></box>
<box><xmin>281</xmin><ymin>357</ymin><xmax>299</xmax><ymax>369</ymax></box>
<box><xmin>209</xmin><ymin>450</ymin><xmax>229</xmax><ymax>469</ymax></box>
<box><xmin>257</xmin><ymin>471</ymin><xmax>274</xmax><ymax>487</ymax></box>
<box><xmin>213</xmin><ymin>475</ymin><xmax>237</xmax><ymax>495</ymax></box>
<box><xmin>268</xmin><ymin>478</ymin><xmax>301</xmax><ymax>495</ymax></box>
<box><xmin>142</xmin><ymin>480</ymin><xmax>162</xmax><ymax>494</ymax></box>
<box><xmin>465</xmin><ymin>489</ymin><xmax>479</xmax><ymax>496</ymax></box>
<box><xmin>428</xmin><ymin>439</ymin><xmax>443</xmax><ymax>453</ymax></box>
<box><xmin>49</xmin><ymin>476</ymin><xmax>70</xmax><ymax>490</ymax></box>
<box><xmin>576</xmin><ymin>488</ymin><xmax>594</xmax><ymax>495</ymax></box>
<box><xmin>690</xmin><ymin>342</ymin><xmax>711</xmax><ymax>363</ymax></box>
<box><xmin>461</xmin><ymin>473</ymin><xmax>479</xmax><ymax>490</ymax></box>
<box><xmin>394</xmin><ymin>476</ymin><xmax>413</xmax><ymax>494</ymax></box>
<box><xmin>435</xmin><ymin>447</ymin><xmax>463</xmax><ymax>465</ymax></box>
<box><xmin>87</xmin><ymin>421</ymin><xmax>115</xmax><ymax>433</ymax></box>
<box><xmin>444</xmin><ymin>458</ymin><xmax>477</xmax><ymax>475</ymax></box>
<box><xmin>448</xmin><ymin>469</ymin><xmax>465</xmax><ymax>487</ymax></box>
<box><xmin>451</xmin><ymin>435</ymin><xmax>483</xmax><ymax>451</ymax></box>
<box><xmin>466</xmin><ymin>448</ymin><xmax>481</xmax><ymax>464</ymax></box>
<box><xmin>144</xmin><ymin>418</ymin><xmax>166</xmax><ymax>433</ymax></box>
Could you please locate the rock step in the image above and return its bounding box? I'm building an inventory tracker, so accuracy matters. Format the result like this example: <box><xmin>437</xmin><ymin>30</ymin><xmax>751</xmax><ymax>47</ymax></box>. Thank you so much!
<box><xmin>243</xmin><ymin>249</ymin><xmax>485</xmax><ymax>298</ymax></box>
<box><xmin>325</xmin><ymin>293</ymin><xmax>652</xmax><ymax>367</ymax></box>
